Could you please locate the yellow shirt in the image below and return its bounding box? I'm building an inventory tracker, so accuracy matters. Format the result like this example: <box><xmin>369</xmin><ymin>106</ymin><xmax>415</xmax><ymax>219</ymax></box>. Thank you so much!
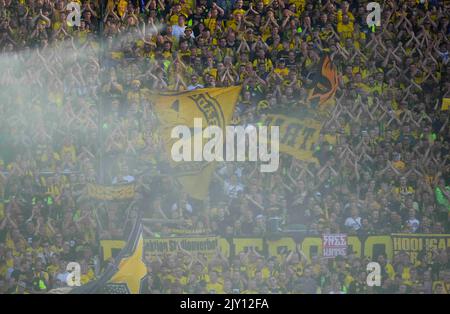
<box><xmin>0</xmin><ymin>264</ymin><xmax>8</xmax><ymax>277</ymax></box>
<box><xmin>6</xmin><ymin>234</ymin><xmax>15</xmax><ymax>251</ymax></box>
<box><xmin>393</xmin><ymin>186</ymin><xmax>414</xmax><ymax>196</ymax></box>
<box><xmin>107</xmin><ymin>0</ymin><xmax>115</xmax><ymax>12</ymax></box>
<box><xmin>386</xmin><ymin>263</ymin><xmax>395</xmax><ymax>280</ymax></box>
<box><xmin>179</xmin><ymin>276</ymin><xmax>189</xmax><ymax>285</ymax></box>
<box><xmin>337</xmin><ymin>22</ymin><xmax>354</xmax><ymax>39</ymax></box>
<box><xmin>368</xmin><ymin>83</ymin><xmax>383</xmax><ymax>95</ymax></box>
<box><xmin>46</xmin><ymin>185</ymin><xmax>61</xmax><ymax>199</ymax></box>
<box><xmin>61</xmin><ymin>145</ymin><xmax>77</xmax><ymax>162</ymax></box>
<box><xmin>226</xmin><ymin>19</ymin><xmax>238</xmax><ymax>31</ymax></box>
<box><xmin>344</xmin><ymin>274</ymin><xmax>354</xmax><ymax>287</ymax></box>
<box><xmin>40</xmin><ymin>152</ymin><xmax>60</xmax><ymax>164</ymax></box>
<box><xmin>49</xmin><ymin>91</ymin><xmax>64</xmax><ymax>107</ymax></box>
<box><xmin>180</xmin><ymin>3</ymin><xmax>193</xmax><ymax>17</ymax></box>
<box><xmin>352</xmin><ymin>66</ymin><xmax>368</xmax><ymax>79</ymax></box>
<box><xmin>261</xmin><ymin>267</ymin><xmax>271</xmax><ymax>279</ymax></box>
<box><xmin>274</xmin><ymin>67</ymin><xmax>289</xmax><ymax>77</ymax></box>
<box><xmin>74</xmin><ymin>29</ymin><xmax>90</xmax><ymax>44</ymax></box>
<box><xmin>117</xmin><ymin>0</ymin><xmax>128</xmax><ymax>17</ymax></box>
<box><xmin>356</xmin><ymin>82</ymin><xmax>371</xmax><ymax>93</ymax></box>
<box><xmin>392</xmin><ymin>160</ymin><xmax>406</xmax><ymax>171</ymax></box>
<box><xmin>169</xmin><ymin>15</ymin><xmax>180</xmax><ymax>26</ymax></box>
<box><xmin>289</xmin><ymin>0</ymin><xmax>306</xmax><ymax>13</ymax></box>
<box><xmin>203</xmin><ymin>67</ymin><xmax>218</xmax><ymax>79</ymax></box>
<box><xmin>165</xmin><ymin>274</ymin><xmax>176</xmax><ymax>283</ymax></box>
<box><xmin>291</xmin><ymin>264</ymin><xmax>304</xmax><ymax>277</ymax></box>
<box><xmin>268</xmin><ymin>43</ymin><xmax>284</xmax><ymax>54</ymax></box>
<box><xmin>204</xmin><ymin>18</ymin><xmax>220</xmax><ymax>32</ymax></box>
<box><xmin>47</xmin><ymin>264</ymin><xmax>59</xmax><ymax>276</ymax></box>
<box><xmin>253</xmin><ymin>59</ymin><xmax>273</xmax><ymax>72</ymax></box>
<box><xmin>81</xmin><ymin>268</ymin><xmax>95</xmax><ymax>285</ymax></box>
<box><xmin>206</xmin><ymin>282</ymin><xmax>224</xmax><ymax>294</ymax></box>
<box><xmin>111</xmin><ymin>51</ymin><xmax>125</xmax><ymax>60</ymax></box>
<box><xmin>337</xmin><ymin>11</ymin><xmax>355</xmax><ymax>23</ymax></box>
<box><xmin>401</xmin><ymin>267</ymin><xmax>411</xmax><ymax>281</ymax></box>
<box><xmin>6</xmin><ymin>257</ymin><xmax>14</xmax><ymax>268</ymax></box>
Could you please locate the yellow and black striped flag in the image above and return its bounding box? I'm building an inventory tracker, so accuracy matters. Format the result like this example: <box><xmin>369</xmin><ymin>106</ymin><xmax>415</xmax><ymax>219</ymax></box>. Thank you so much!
<box><xmin>71</xmin><ymin>215</ymin><xmax>147</xmax><ymax>294</ymax></box>
<box><xmin>151</xmin><ymin>86</ymin><xmax>241</xmax><ymax>200</ymax></box>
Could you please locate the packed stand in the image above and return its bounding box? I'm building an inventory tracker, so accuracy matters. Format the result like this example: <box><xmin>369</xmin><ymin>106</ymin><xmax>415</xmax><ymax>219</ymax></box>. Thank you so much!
<box><xmin>0</xmin><ymin>0</ymin><xmax>449</xmax><ymax>293</ymax></box>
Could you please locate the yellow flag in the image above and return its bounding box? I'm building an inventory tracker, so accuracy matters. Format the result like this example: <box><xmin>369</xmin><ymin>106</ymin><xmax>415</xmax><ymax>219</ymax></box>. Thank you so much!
<box><xmin>152</xmin><ymin>86</ymin><xmax>241</xmax><ymax>200</ymax></box>
<box><xmin>70</xmin><ymin>218</ymin><xmax>148</xmax><ymax>294</ymax></box>
<box><xmin>107</xmin><ymin>231</ymin><xmax>147</xmax><ymax>294</ymax></box>
<box><xmin>261</xmin><ymin>113</ymin><xmax>322</xmax><ymax>162</ymax></box>
<box><xmin>442</xmin><ymin>98</ymin><xmax>449</xmax><ymax>111</ymax></box>
<box><xmin>86</xmin><ymin>183</ymin><xmax>135</xmax><ymax>200</ymax></box>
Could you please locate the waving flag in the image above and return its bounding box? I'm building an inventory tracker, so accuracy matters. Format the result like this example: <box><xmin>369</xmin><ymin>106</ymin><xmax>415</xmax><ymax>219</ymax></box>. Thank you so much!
<box><xmin>152</xmin><ymin>86</ymin><xmax>241</xmax><ymax>200</ymax></box>
<box><xmin>71</xmin><ymin>214</ymin><xmax>147</xmax><ymax>294</ymax></box>
<box><xmin>261</xmin><ymin>113</ymin><xmax>322</xmax><ymax>162</ymax></box>
<box><xmin>307</xmin><ymin>54</ymin><xmax>339</xmax><ymax>109</ymax></box>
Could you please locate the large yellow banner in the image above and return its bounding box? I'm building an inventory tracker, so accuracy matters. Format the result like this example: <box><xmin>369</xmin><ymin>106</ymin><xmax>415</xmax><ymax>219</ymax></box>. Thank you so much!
<box><xmin>392</xmin><ymin>234</ymin><xmax>450</xmax><ymax>264</ymax></box>
<box><xmin>101</xmin><ymin>237</ymin><xmax>230</xmax><ymax>260</ymax></box>
<box><xmin>99</xmin><ymin>234</ymin><xmax>407</xmax><ymax>262</ymax></box>
<box><xmin>87</xmin><ymin>183</ymin><xmax>135</xmax><ymax>200</ymax></box>
<box><xmin>261</xmin><ymin>114</ymin><xmax>322</xmax><ymax>162</ymax></box>
<box><xmin>152</xmin><ymin>86</ymin><xmax>241</xmax><ymax>200</ymax></box>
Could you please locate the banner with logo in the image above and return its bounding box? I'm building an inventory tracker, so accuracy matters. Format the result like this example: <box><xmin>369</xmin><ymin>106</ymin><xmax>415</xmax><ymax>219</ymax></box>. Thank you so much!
<box><xmin>152</xmin><ymin>86</ymin><xmax>241</xmax><ymax>200</ymax></box>
<box><xmin>392</xmin><ymin>233</ymin><xmax>450</xmax><ymax>264</ymax></box>
<box><xmin>261</xmin><ymin>113</ymin><xmax>322</xmax><ymax>162</ymax></box>
<box><xmin>145</xmin><ymin>236</ymin><xmax>222</xmax><ymax>256</ymax></box>
<box><xmin>100</xmin><ymin>236</ymin><xmax>229</xmax><ymax>260</ymax></box>
<box><xmin>87</xmin><ymin>183</ymin><xmax>135</xmax><ymax>200</ymax></box>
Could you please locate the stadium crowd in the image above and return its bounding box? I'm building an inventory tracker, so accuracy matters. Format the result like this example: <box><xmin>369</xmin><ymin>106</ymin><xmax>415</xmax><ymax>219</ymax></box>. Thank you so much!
<box><xmin>0</xmin><ymin>0</ymin><xmax>449</xmax><ymax>294</ymax></box>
